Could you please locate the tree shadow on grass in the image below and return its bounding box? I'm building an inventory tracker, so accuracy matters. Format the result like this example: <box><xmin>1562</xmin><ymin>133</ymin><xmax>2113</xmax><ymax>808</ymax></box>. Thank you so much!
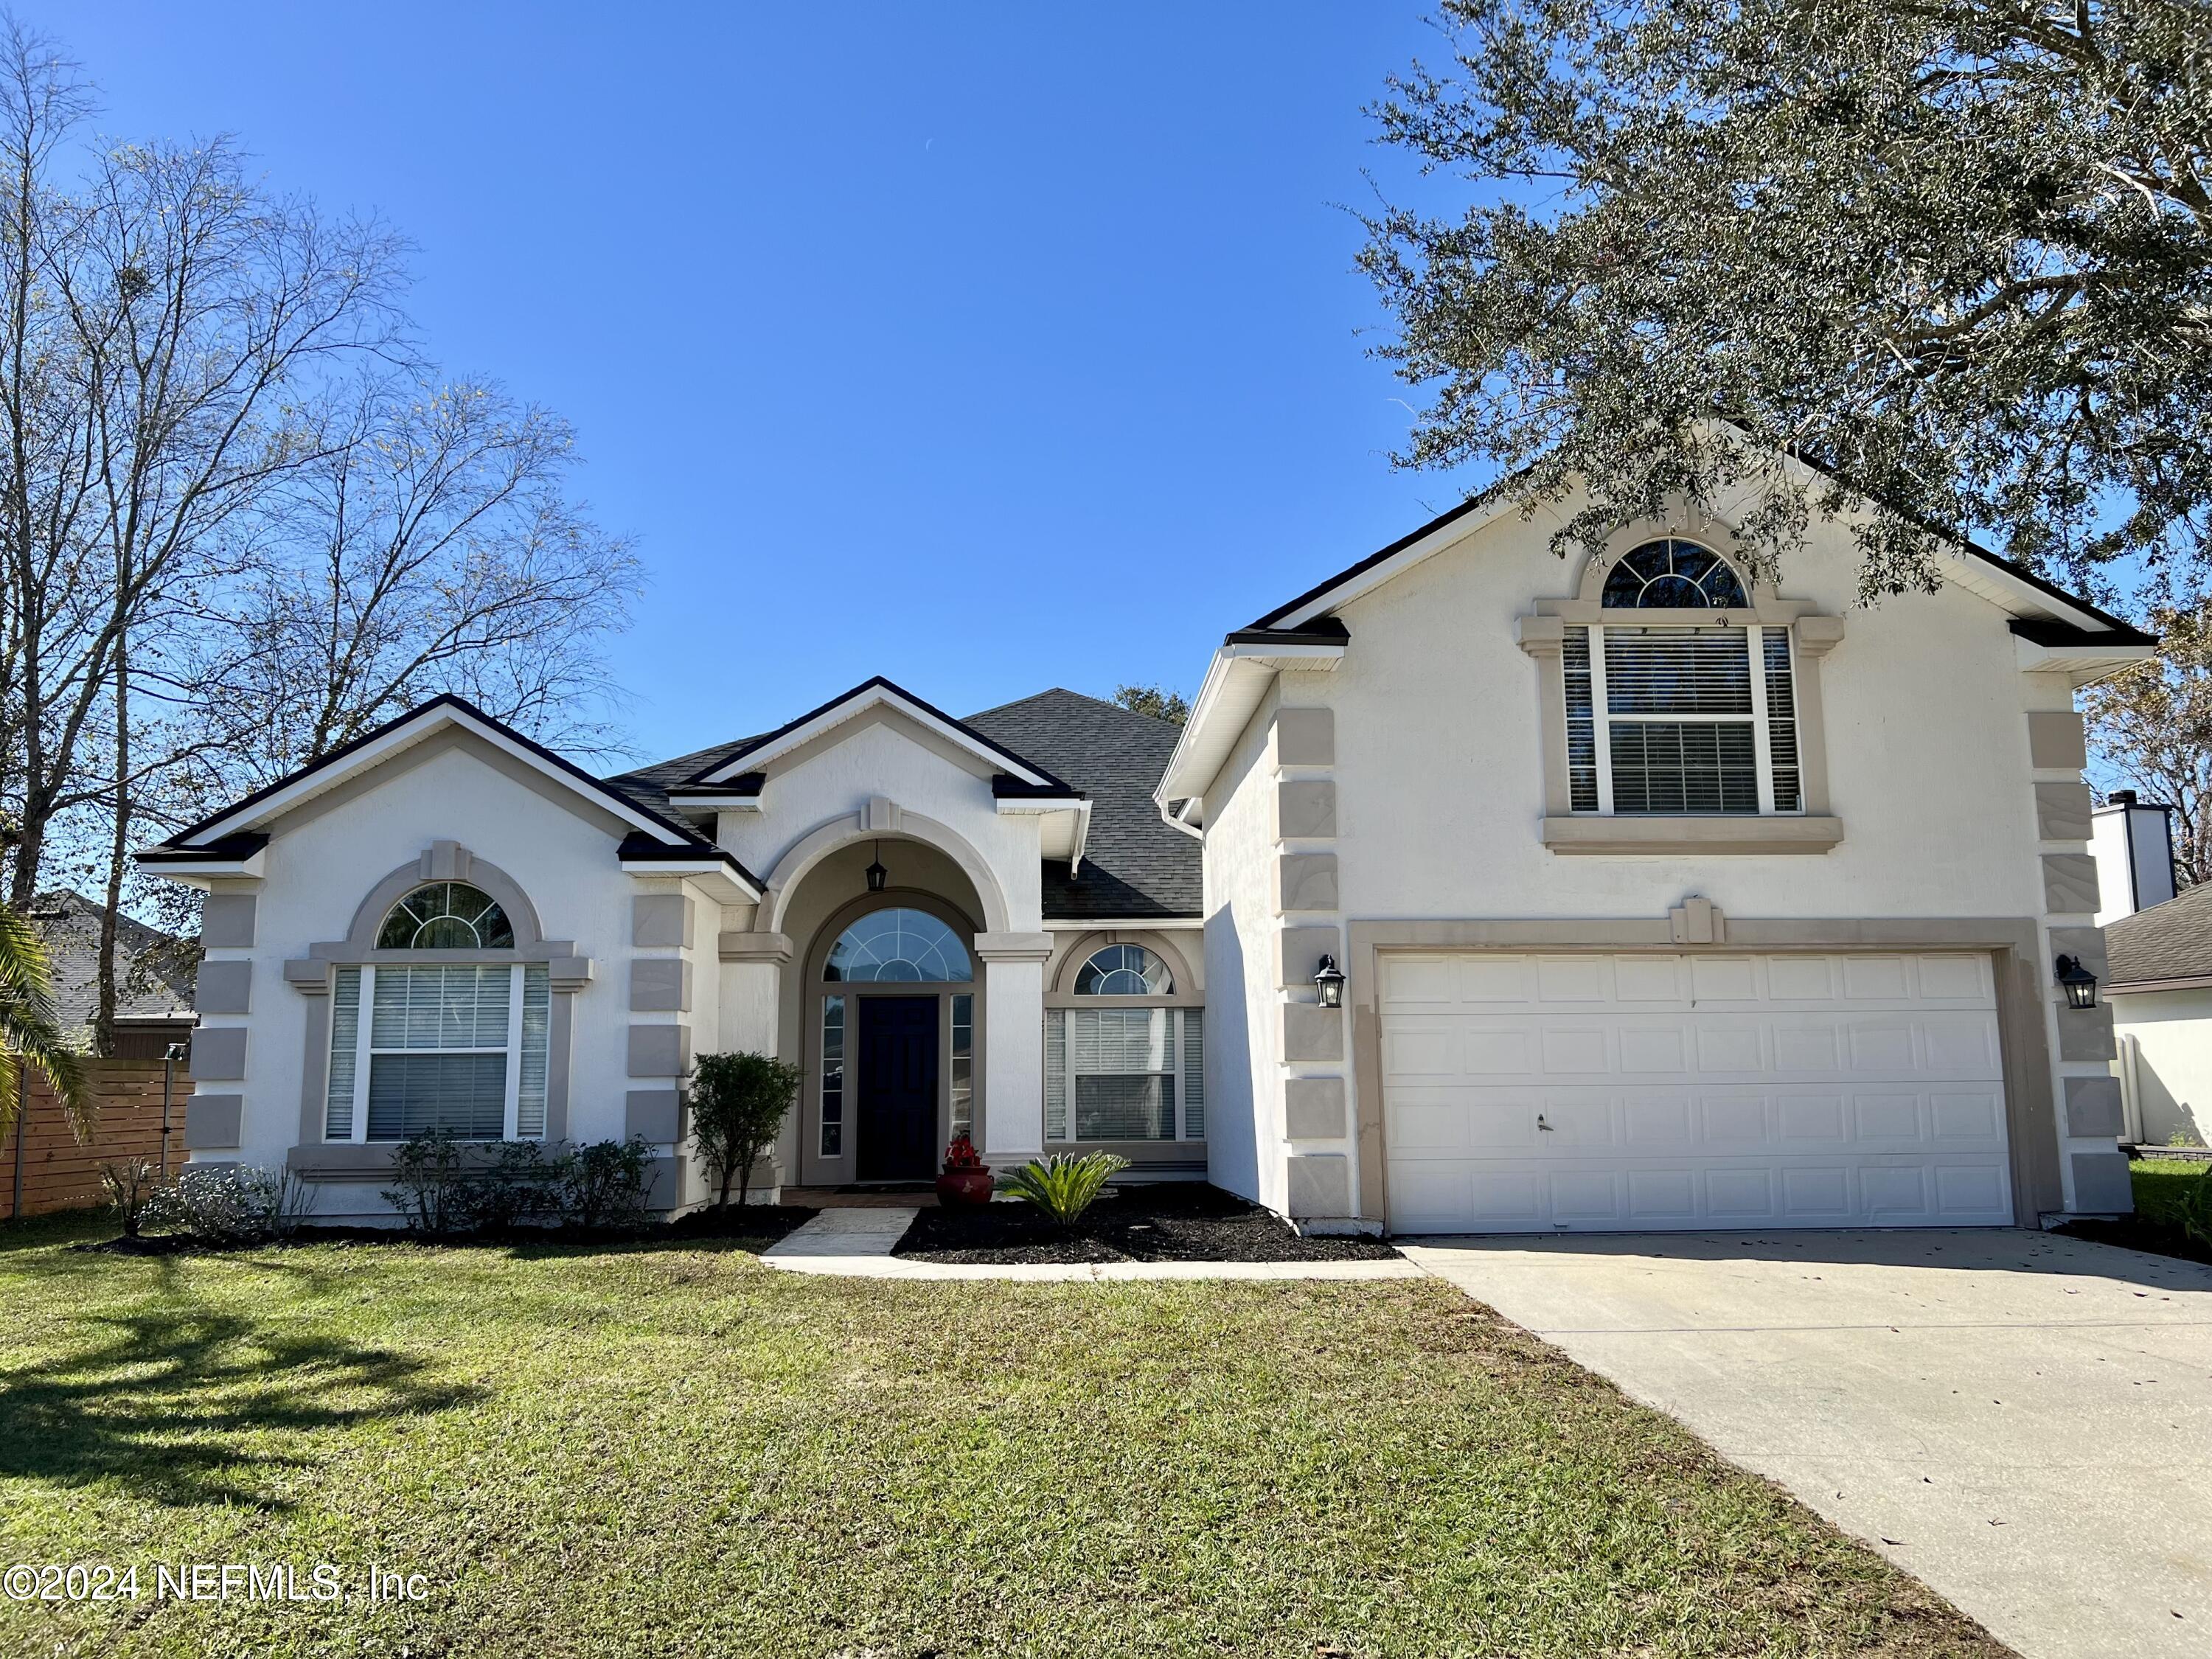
<box><xmin>0</xmin><ymin>1301</ymin><xmax>485</xmax><ymax>1508</ymax></box>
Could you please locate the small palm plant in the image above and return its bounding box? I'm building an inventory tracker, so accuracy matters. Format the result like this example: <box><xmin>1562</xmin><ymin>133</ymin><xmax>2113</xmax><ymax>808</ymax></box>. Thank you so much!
<box><xmin>1001</xmin><ymin>1152</ymin><xmax>1130</xmax><ymax>1226</ymax></box>
<box><xmin>0</xmin><ymin>900</ymin><xmax>90</xmax><ymax>1141</ymax></box>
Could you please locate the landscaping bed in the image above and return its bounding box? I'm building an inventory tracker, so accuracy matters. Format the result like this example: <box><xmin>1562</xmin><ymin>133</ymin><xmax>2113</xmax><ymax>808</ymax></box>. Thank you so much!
<box><xmin>70</xmin><ymin>1203</ymin><xmax>819</xmax><ymax>1257</ymax></box>
<box><xmin>2051</xmin><ymin>1161</ymin><xmax>2212</xmax><ymax>1267</ymax></box>
<box><xmin>894</xmin><ymin>1180</ymin><xmax>1400</xmax><ymax>1264</ymax></box>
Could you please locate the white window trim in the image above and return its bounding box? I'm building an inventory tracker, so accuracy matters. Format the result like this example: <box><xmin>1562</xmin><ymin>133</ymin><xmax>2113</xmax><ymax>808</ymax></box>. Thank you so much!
<box><xmin>1584</xmin><ymin>620</ymin><xmax>1801</xmax><ymax>819</ymax></box>
<box><xmin>333</xmin><ymin>962</ymin><xmax>536</xmax><ymax>1144</ymax></box>
<box><xmin>1046</xmin><ymin>1006</ymin><xmax>1206</xmax><ymax>1144</ymax></box>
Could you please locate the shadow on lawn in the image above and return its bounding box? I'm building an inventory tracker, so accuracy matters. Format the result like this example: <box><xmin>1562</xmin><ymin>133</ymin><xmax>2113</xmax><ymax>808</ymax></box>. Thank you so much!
<box><xmin>0</xmin><ymin>1295</ymin><xmax>484</xmax><ymax>1508</ymax></box>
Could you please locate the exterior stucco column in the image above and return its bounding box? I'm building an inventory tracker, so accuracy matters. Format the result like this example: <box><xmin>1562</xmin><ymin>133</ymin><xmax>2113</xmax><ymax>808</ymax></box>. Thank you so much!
<box><xmin>975</xmin><ymin>932</ymin><xmax>1052</xmax><ymax>1161</ymax></box>
<box><xmin>719</xmin><ymin>930</ymin><xmax>794</xmax><ymax>1184</ymax></box>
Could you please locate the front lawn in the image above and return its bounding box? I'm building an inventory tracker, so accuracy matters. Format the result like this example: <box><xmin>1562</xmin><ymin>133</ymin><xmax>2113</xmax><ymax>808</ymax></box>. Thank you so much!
<box><xmin>1</xmin><ymin>1211</ymin><xmax>2004</xmax><ymax>1658</ymax></box>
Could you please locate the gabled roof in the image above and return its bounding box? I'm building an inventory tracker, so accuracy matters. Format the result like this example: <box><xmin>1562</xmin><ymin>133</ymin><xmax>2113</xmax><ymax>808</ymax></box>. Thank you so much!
<box><xmin>681</xmin><ymin>676</ymin><xmax>1080</xmax><ymax>796</ymax></box>
<box><xmin>140</xmin><ymin>695</ymin><xmax>762</xmax><ymax>894</ymax></box>
<box><xmin>26</xmin><ymin>891</ymin><xmax>196</xmax><ymax>1032</ymax></box>
<box><xmin>2107</xmin><ymin>883</ymin><xmax>2212</xmax><ymax>990</ymax></box>
<box><xmin>964</xmin><ymin>689</ymin><xmax>1200</xmax><ymax>919</ymax></box>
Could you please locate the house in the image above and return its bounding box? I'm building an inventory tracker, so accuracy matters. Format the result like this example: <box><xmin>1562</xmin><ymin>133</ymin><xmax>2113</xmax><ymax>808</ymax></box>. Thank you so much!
<box><xmin>2089</xmin><ymin>796</ymin><xmax>2205</xmax><ymax>1147</ymax></box>
<box><xmin>136</xmin><ymin>472</ymin><xmax>2154</xmax><ymax>1231</ymax></box>
<box><xmin>24</xmin><ymin>891</ymin><xmax>196</xmax><ymax>1060</ymax></box>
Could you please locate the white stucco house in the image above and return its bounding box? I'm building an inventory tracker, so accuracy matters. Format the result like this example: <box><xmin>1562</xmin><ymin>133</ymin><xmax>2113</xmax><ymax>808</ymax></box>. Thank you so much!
<box><xmin>140</xmin><ymin>473</ymin><xmax>2155</xmax><ymax>1232</ymax></box>
<box><xmin>2089</xmin><ymin>793</ymin><xmax>2206</xmax><ymax>1148</ymax></box>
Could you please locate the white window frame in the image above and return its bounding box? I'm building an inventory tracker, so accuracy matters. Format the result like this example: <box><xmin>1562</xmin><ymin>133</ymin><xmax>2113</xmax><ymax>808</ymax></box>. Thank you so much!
<box><xmin>1585</xmin><ymin>621</ymin><xmax>1799</xmax><ymax>818</ymax></box>
<box><xmin>330</xmin><ymin>963</ymin><xmax>532</xmax><ymax>1144</ymax></box>
<box><xmin>1046</xmin><ymin>1006</ymin><xmax>1205</xmax><ymax>1144</ymax></box>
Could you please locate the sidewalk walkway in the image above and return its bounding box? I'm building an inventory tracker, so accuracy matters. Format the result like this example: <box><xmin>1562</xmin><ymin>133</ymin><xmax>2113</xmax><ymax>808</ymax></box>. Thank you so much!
<box><xmin>760</xmin><ymin>1207</ymin><xmax>1423</xmax><ymax>1282</ymax></box>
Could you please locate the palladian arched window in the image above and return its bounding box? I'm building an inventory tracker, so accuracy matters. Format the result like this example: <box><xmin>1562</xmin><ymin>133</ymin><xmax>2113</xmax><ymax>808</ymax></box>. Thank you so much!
<box><xmin>1601</xmin><ymin>539</ymin><xmax>1749</xmax><ymax>610</ymax></box>
<box><xmin>1076</xmin><ymin>944</ymin><xmax>1173</xmax><ymax>996</ymax></box>
<box><xmin>825</xmin><ymin>907</ymin><xmax>973</xmax><ymax>983</ymax></box>
<box><xmin>375</xmin><ymin>881</ymin><xmax>515</xmax><ymax>949</ymax></box>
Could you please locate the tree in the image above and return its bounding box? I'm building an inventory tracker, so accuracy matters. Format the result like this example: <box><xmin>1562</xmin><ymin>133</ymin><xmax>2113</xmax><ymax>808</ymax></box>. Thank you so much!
<box><xmin>1360</xmin><ymin>0</ymin><xmax>2212</xmax><ymax>600</ymax></box>
<box><xmin>0</xmin><ymin>897</ymin><xmax>89</xmax><ymax>1139</ymax></box>
<box><xmin>1113</xmin><ymin>684</ymin><xmax>1189</xmax><ymax>725</ymax></box>
<box><xmin>685</xmin><ymin>1051</ymin><xmax>801</xmax><ymax>1208</ymax></box>
<box><xmin>2084</xmin><ymin>591</ymin><xmax>2212</xmax><ymax>886</ymax></box>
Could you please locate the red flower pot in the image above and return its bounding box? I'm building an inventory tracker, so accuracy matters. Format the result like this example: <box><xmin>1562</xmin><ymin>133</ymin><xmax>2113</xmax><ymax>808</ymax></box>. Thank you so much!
<box><xmin>936</xmin><ymin>1166</ymin><xmax>994</xmax><ymax>1207</ymax></box>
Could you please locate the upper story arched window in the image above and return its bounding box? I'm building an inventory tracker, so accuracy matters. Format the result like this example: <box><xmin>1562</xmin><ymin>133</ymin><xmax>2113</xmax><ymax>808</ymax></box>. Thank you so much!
<box><xmin>1601</xmin><ymin>539</ymin><xmax>1749</xmax><ymax>610</ymax></box>
<box><xmin>1075</xmin><ymin>944</ymin><xmax>1173</xmax><ymax>996</ymax></box>
<box><xmin>375</xmin><ymin>881</ymin><xmax>515</xmax><ymax>949</ymax></box>
<box><xmin>824</xmin><ymin>906</ymin><xmax>973</xmax><ymax>982</ymax></box>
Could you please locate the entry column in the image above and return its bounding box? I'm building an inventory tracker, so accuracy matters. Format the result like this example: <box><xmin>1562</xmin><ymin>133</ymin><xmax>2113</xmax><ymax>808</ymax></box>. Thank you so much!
<box><xmin>974</xmin><ymin>931</ymin><xmax>1052</xmax><ymax>1161</ymax></box>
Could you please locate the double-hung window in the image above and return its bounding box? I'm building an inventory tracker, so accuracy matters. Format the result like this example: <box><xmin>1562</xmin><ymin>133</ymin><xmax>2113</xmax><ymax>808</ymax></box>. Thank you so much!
<box><xmin>1564</xmin><ymin>540</ymin><xmax>1801</xmax><ymax>816</ymax></box>
<box><xmin>1044</xmin><ymin>945</ymin><xmax>1204</xmax><ymax>1143</ymax></box>
<box><xmin>326</xmin><ymin>882</ymin><xmax>549</xmax><ymax>1143</ymax></box>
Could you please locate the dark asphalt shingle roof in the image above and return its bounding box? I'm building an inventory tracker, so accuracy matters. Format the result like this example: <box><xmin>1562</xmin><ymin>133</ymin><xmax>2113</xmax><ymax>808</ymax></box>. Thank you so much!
<box><xmin>2107</xmin><ymin>882</ymin><xmax>2212</xmax><ymax>987</ymax></box>
<box><xmin>27</xmin><ymin>891</ymin><xmax>196</xmax><ymax>1034</ymax></box>
<box><xmin>602</xmin><ymin>688</ymin><xmax>1199</xmax><ymax>921</ymax></box>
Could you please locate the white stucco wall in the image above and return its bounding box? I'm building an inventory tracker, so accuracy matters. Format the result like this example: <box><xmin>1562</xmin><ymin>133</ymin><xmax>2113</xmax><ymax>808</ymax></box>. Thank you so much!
<box><xmin>2115</xmin><ymin>987</ymin><xmax>2212</xmax><ymax>1147</ymax></box>
<box><xmin>1201</xmin><ymin>682</ymin><xmax>1284</xmax><ymax>1210</ymax></box>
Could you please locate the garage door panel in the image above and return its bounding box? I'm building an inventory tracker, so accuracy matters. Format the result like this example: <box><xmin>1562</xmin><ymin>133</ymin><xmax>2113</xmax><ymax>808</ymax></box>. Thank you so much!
<box><xmin>1383</xmin><ymin>950</ymin><xmax>2013</xmax><ymax>1233</ymax></box>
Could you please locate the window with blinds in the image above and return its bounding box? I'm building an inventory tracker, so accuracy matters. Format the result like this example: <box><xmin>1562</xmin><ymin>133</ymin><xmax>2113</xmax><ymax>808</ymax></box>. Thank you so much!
<box><xmin>324</xmin><ymin>963</ymin><xmax>550</xmax><ymax>1142</ymax></box>
<box><xmin>1043</xmin><ymin>1007</ymin><xmax>1204</xmax><ymax>1142</ymax></box>
<box><xmin>1563</xmin><ymin>622</ymin><xmax>1802</xmax><ymax>816</ymax></box>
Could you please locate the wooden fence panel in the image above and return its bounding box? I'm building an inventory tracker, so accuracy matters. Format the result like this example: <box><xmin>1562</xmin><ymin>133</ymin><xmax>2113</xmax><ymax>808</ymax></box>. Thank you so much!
<box><xmin>3</xmin><ymin>1060</ymin><xmax>193</xmax><ymax>1219</ymax></box>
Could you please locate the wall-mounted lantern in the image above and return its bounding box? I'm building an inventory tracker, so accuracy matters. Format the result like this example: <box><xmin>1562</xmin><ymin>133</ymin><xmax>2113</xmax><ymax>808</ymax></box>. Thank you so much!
<box><xmin>2054</xmin><ymin>953</ymin><xmax>2098</xmax><ymax>1010</ymax></box>
<box><xmin>1313</xmin><ymin>953</ymin><xmax>1346</xmax><ymax>1010</ymax></box>
<box><xmin>866</xmin><ymin>841</ymin><xmax>887</xmax><ymax>893</ymax></box>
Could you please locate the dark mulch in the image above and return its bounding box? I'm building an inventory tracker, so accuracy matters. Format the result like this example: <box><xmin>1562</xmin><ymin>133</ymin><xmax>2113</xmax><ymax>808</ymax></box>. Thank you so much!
<box><xmin>70</xmin><ymin>1205</ymin><xmax>819</xmax><ymax>1258</ymax></box>
<box><xmin>2053</xmin><ymin>1215</ymin><xmax>2212</xmax><ymax>1267</ymax></box>
<box><xmin>894</xmin><ymin>1182</ymin><xmax>1399</xmax><ymax>1264</ymax></box>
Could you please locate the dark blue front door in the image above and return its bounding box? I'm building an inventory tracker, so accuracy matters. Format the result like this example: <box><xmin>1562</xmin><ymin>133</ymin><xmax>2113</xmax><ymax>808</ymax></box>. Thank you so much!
<box><xmin>857</xmin><ymin>996</ymin><xmax>939</xmax><ymax>1181</ymax></box>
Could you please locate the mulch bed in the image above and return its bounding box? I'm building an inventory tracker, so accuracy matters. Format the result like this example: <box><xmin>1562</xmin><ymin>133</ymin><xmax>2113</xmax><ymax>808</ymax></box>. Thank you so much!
<box><xmin>2053</xmin><ymin>1215</ymin><xmax>2212</xmax><ymax>1267</ymax></box>
<box><xmin>70</xmin><ymin>1205</ymin><xmax>820</xmax><ymax>1257</ymax></box>
<box><xmin>894</xmin><ymin>1182</ymin><xmax>1399</xmax><ymax>1265</ymax></box>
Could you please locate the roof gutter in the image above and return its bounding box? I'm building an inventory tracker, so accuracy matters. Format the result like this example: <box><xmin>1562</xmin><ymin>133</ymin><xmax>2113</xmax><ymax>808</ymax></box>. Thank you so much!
<box><xmin>1155</xmin><ymin>626</ymin><xmax>1349</xmax><ymax>818</ymax></box>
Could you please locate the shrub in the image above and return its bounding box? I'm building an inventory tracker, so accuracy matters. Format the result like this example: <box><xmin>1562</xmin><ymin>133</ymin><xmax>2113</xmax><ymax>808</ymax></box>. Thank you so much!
<box><xmin>147</xmin><ymin>1164</ymin><xmax>318</xmax><ymax>1242</ymax></box>
<box><xmin>459</xmin><ymin>1138</ymin><xmax>561</xmax><ymax>1231</ymax></box>
<box><xmin>381</xmin><ymin>1130</ymin><xmax>473</xmax><ymax>1234</ymax></box>
<box><xmin>1001</xmin><ymin>1152</ymin><xmax>1129</xmax><ymax>1226</ymax></box>
<box><xmin>553</xmin><ymin>1135</ymin><xmax>655</xmax><ymax>1229</ymax></box>
<box><xmin>98</xmin><ymin>1158</ymin><xmax>161</xmax><ymax>1238</ymax></box>
<box><xmin>687</xmin><ymin>1051</ymin><xmax>801</xmax><ymax>1206</ymax></box>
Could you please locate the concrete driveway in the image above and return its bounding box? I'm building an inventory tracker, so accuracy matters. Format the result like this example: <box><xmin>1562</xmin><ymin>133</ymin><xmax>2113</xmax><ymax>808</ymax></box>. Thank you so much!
<box><xmin>1402</xmin><ymin>1230</ymin><xmax>2212</xmax><ymax>1659</ymax></box>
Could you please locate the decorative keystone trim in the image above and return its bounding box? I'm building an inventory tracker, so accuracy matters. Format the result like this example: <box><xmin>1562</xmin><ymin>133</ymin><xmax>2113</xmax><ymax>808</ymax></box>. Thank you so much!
<box><xmin>630</xmin><ymin>958</ymin><xmax>692</xmax><ymax>1013</ymax></box>
<box><xmin>190</xmin><ymin>1026</ymin><xmax>248</xmax><ymax>1081</ymax></box>
<box><xmin>1276</xmin><ymin>779</ymin><xmax>1338</xmax><ymax>840</ymax></box>
<box><xmin>2056</xmin><ymin>1001</ymin><xmax>2115</xmax><ymax>1062</ymax></box>
<box><xmin>201</xmin><ymin>892</ymin><xmax>257</xmax><ymax>949</ymax></box>
<box><xmin>1276</xmin><ymin>852</ymin><xmax>1339</xmax><ymax>914</ymax></box>
<box><xmin>2033</xmin><ymin>781</ymin><xmax>2094</xmax><ymax>842</ymax></box>
<box><xmin>1284</xmin><ymin>1077</ymin><xmax>1347</xmax><ymax>1140</ymax></box>
<box><xmin>1668</xmin><ymin>896</ymin><xmax>1725</xmax><ymax>945</ymax></box>
<box><xmin>194</xmin><ymin>960</ymin><xmax>252</xmax><ymax>1015</ymax></box>
<box><xmin>184</xmin><ymin>1094</ymin><xmax>243</xmax><ymax>1150</ymax></box>
<box><xmin>1286</xmin><ymin>1152</ymin><xmax>1351</xmax><ymax>1219</ymax></box>
<box><xmin>626</xmin><ymin>1088</ymin><xmax>684</xmax><ymax>1142</ymax></box>
<box><xmin>2063</xmin><ymin>1075</ymin><xmax>2123</xmax><ymax>1138</ymax></box>
<box><xmin>1544</xmin><ymin>815</ymin><xmax>1843</xmax><ymax>855</ymax></box>
<box><xmin>632</xmin><ymin>893</ymin><xmax>695</xmax><ymax>950</ymax></box>
<box><xmin>627</xmin><ymin>1023</ymin><xmax>692</xmax><ymax>1078</ymax></box>
<box><xmin>974</xmin><ymin>931</ymin><xmax>1054</xmax><ymax>964</ymax></box>
<box><xmin>2041</xmin><ymin>852</ymin><xmax>2100</xmax><ymax>916</ymax></box>
<box><xmin>2026</xmin><ymin>710</ymin><xmax>2088</xmax><ymax>771</ymax></box>
<box><xmin>1281</xmin><ymin>1004</ymin><xmax>1344</xmax><ymax>1063</ymax></box>
<box><xmin>719</xmin><ymin>931</ymin><xmax>795</xmax><ymax>964</ymax></box>
<box><xmin>1273</xmin><ymin>707</ymin><xmax>1335</xmax><ymax>768</ymax></box>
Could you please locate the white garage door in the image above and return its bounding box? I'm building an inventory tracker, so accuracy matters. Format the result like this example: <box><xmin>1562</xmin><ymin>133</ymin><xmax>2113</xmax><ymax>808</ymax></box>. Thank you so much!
<box><xmin>1382</xmin><ymin>951</ymin><xmax>2013</xmax><ymax>1233</ymax></box>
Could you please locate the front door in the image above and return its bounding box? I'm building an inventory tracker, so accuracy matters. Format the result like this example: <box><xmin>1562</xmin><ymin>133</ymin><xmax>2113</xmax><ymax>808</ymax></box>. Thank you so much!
<box><xmin>857</xmin><ymin>995</ymin><xmax>939</xmax><ymax>1181</ymax></box>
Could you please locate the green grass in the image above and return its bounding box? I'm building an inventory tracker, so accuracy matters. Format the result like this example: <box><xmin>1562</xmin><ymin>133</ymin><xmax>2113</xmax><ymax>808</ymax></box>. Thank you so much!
<box><xmin>0</xmin><ymin>1212</ymin><xmax>2005</xmax><ymax>1659</ymax></box>
<box><xmin>2130</xmin><ymin>1158</ymin><xmax>2208</xmax><ymax>1229</ymax></box>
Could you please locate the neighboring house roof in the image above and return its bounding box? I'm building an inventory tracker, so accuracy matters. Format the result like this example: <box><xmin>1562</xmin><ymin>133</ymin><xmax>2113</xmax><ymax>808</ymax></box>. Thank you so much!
<box><xmin>2107</xmin><ymin>883</ymin><xmax>2212</xmax><ymax>990</ymax></box>
<box><xmin>964</xmin><ymin>689</ymin><xmax>1200</xmax><ymax>919</ymax></box>
<box><xmin>25</xmin><ymin>891</ymin><xmax>196</xmax><ymax>1035</ymax></box>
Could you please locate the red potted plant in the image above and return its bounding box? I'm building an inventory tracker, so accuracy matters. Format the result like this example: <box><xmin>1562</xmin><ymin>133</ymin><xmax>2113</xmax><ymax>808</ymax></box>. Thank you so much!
<box><xmin>936</xmin><ymin>1133</ymin><xmax>992</xmax><ymax>1207</ymax></box>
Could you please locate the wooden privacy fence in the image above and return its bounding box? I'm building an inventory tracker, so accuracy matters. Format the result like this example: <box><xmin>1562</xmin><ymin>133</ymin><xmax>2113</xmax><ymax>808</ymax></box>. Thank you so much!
<box><xmin>4</xmin><ymin>1059</ymin><xmax>193</xmax><ymax>1220</ymax></box>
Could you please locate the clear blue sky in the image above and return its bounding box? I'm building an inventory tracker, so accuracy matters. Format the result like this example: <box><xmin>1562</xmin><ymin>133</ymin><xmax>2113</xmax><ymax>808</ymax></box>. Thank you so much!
<box><xmin>45</xmin><ymin>3</ymin><xmax>1486</xmax><ymax>765</ymax></box>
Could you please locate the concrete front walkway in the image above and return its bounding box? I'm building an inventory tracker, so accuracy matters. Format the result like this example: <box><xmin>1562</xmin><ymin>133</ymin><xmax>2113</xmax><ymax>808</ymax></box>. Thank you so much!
<box><xmin>762</xmin><ymin>1206</ymin><xmax>1424</xmax><ymax>1282</ymax></box>
<box><xmin>1402</xmin><ymin>1229</ymin><xmax>2212</xmax><ymax>1659</ymax></box>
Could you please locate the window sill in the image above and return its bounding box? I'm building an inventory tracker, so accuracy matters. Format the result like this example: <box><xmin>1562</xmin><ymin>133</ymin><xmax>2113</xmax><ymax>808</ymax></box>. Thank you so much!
<box><xmin>1542</xmin><ymin>814</ymin><xmax>1844</xmax><ymax>855</ymax></box>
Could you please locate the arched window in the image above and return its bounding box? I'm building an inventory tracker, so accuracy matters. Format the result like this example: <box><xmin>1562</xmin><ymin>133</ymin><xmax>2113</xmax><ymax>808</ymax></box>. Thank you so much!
<box><xmin>824</xmin><ymin>907</ymin><xmax>973</xmax><ymax>983</ymax></box>
<box><xmin>1601</xmin><ymin>539</ymin><xmax>1749</xmax><ymax>610</ymax></box>
<box><xmin>375</xmin><ymin>882</ymin><xmax>515</xmax><ymax>949</ymax></box>
<box><xmin>1076</xmin><ymin>944</ymin><xmax>1173</xmax><ymax>995</ymax></box>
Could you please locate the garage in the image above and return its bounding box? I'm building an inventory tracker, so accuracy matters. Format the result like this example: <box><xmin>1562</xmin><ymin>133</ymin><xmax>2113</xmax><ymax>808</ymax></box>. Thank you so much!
<box><xmin>1380</xmin><ymin>950</ymin><xmax>2014</xmax><ymax>1233</ymax></box>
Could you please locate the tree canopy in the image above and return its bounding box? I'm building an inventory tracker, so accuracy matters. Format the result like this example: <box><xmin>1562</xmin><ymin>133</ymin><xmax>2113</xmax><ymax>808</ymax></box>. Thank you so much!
<box><xmin>1361</xmin><ymin>0</ymin><xmax>2211</xmax><ymax>600</ymax></box>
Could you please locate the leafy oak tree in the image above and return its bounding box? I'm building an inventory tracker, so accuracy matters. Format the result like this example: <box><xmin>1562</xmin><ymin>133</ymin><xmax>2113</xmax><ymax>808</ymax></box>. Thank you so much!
<box><xmin>2084</xmin><ymin>591</ymin><xmax>2212</xmax><ymax>887</ymax></box>
<box><xmin>1361</xmin><ymin>0</ymin><xmax>2212</xmax><ymax>599</ymax></box>
<box><xmin>1113</xmin><ymin>684</ymin><xmax>1189</xmax><ymax>725</ymax></box>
